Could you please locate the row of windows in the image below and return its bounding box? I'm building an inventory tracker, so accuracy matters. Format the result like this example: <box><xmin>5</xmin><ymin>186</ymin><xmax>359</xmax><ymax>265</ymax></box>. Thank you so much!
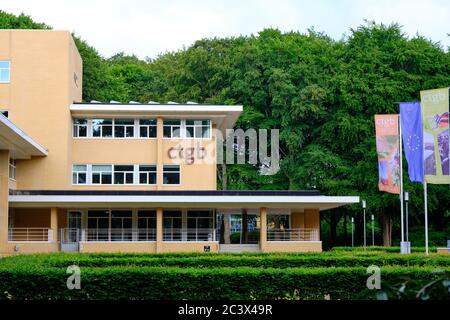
<box><xmin>74</xmin><ymin>209</ymin><xmax>213</xmax><ymax>241</ymax></box>
<box><xmin>73</xmin><ymin>118</ymin><xmax>211</xmax><ymax>139</ymax></box>
<box><xmin>84</xmin><ymin>209</ymin><xmax>213</xmax><ymax>229</ymax></box>
<box><xmin>73</xmin><ymin>164</ymin><xmax>180</xmax><ymax>185</ymax></box>
<box><xmin>0</xmin><ymin>61</ymin><xmax>10</xmax><ymax>83</ymax></box>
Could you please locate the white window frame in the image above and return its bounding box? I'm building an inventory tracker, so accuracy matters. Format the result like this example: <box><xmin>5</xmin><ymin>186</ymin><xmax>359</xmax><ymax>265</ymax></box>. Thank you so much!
<box><xmin>185</xmin><ymin>120</ymin><xmax>211</xmax><ymax>139</ymax></box>
<box><xmin>138</xmin><ymin>165</ymin><xmax>157</xmax><ymax>185</ymax></box>
<box><xmin>162</xmin><ymin>165</ymin><xmax>181</xmax><ymax>185</ymax></box>
<box><xmin>0</xmin><ymin>61</ymin><xmax>11</xmax><ymax>83</ymax></box>
<box><xmin>163</xmin><ymin>120</ymin><xmax>182</xmax><ymax>139</ymax></box>
<box><xmin>113</xmin><ymin>165</ymin><xmax>135</xmax><ymax>185</ymax></box>
<box><xmin>91</xmin><ymin>119</ymin><xmax>113</xmax><ymax>138</ymax></box>
<box><xmin>113</xmin><ymin>119</ymin><xmax>135</xmax><ymax>139</ymax></box>
<box><xmin>91</xmin><ymin>165</ymin><xmax>113</xmax><ymax>184</ymax></box>
<box><xmin>72</xmin><ymin>164</ymin><xmax>88</xmax><ymax>185</ymax></box>
<box><xmin>73</xmin><ymin>119</ymin><xmax>88</xmax><ymax>138</ymax></box>
<box><xmin>138</xmin><ymin>119</ymin><xmax>157</xmax><ymax>139</ymax></box>
<box><xmin>9</xmin><ymin>158</ymin><xmax>16</xmax><ymax>180</ymax></box>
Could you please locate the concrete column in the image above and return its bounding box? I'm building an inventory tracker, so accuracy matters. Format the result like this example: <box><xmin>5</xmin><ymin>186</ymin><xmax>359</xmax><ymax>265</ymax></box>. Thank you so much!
<box><xmin>0</xmin><ymin>151</ymin><xmax>10</xmax><ymax>254</ymax></box>
<box><xmin>156</xmin><ymin>207</ymin><xmax>163</xmax><ymax>253</ymax></box>
<box><xmin>50</xmin><ymin>208</ymin><xmax>58</xmax><ymax>242</ymax></box>
<box><xmin>156</xmin><ymin>117</ymin><xmax>164</xmax><ymax>190</ymax></box>
<box><xmin>259</xmin><ymin>207</ymin><xmax>267</xmax><ymax>252</ymax></box>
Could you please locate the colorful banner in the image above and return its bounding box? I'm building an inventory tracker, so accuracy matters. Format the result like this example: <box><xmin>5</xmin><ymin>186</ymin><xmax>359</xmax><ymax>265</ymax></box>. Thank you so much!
<box><xmin>400</xmin><ymin>102</ymin><xmax>424</xmax><ymax>183</ymax></box>
<box><xmin>420</xmin><ymin>88</ymin><xmax>450</xmax><ymax>184</ymax></box>
<box><xmin>375</xmin><ymin>114</ymin><xmax>401</xmax><ymax>194</ymax></box>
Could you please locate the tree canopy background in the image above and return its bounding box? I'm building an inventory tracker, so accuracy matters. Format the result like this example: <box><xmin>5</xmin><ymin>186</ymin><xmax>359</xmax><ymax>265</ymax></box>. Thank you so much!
<box><xmin>1</xmin><ymin>10</ymin><xmax>449</xmax><ymax>248</ymax></box>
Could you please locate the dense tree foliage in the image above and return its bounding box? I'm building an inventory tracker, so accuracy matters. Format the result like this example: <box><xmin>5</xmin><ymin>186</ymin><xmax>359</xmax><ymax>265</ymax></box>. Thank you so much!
<box><xmin>1</xmin><ymin>11</ymin><xmax>449</xmax><ymax>247</ymax></box>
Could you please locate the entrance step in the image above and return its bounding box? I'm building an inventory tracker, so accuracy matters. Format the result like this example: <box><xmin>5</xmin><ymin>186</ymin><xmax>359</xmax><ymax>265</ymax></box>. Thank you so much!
<box><xmin>219</xmin><ymin>244</ymin><xmax>261</xmax><ymax>253</ymax></box>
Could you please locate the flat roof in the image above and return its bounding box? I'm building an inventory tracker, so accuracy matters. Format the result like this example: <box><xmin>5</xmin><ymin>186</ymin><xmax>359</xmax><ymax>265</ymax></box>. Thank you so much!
<box><xmin>0</xmin><ymin>115</ymin><xmax>48</xmax><ymax>159</ymax></box>
<box><xmin>9</xmin><ymin>189</ymin><xmax>360</xmax><ymax>211</ymax></box>
<box><xmin>70</xmin><ymin>103</ymin><xmax>243</xmax><ymax>133</ymax></box>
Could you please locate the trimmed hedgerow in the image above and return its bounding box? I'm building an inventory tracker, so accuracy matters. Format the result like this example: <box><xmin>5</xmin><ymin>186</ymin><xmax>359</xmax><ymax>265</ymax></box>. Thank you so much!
<box><xmin>0</xmin><ymin>265</ymin><xmax>448</xmax><ymax>300</ymax></box>
<box><xmin>331</xmin><ymin>246</ymin><xmax>438</xmax><ymax>253</ymax></box>
<box><xmin>1</xmin><ymin>252</ymin><xmax>448</xmax><ymax>269</ymax></box>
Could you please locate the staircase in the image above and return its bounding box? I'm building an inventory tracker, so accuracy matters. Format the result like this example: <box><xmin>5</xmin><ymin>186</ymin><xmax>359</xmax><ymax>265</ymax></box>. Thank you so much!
<box><xmin>219</xmin><ymin>244</ymin><xmax>261</xmax><ymax>253</ymax></box>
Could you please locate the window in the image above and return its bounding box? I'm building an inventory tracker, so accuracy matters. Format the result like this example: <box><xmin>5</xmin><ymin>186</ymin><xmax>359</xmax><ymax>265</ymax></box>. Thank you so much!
<box><xmin>72</xmin><ymin>165</ymin><xmax>87</xmax><ymax>184</ymax></box>
<box><xmin>139</xmin><ymin>119</ymin><xmax>157</xmax><ymax>138</ymax></box>
<box><xmin>163</xmin><ymin>120</ymin><xmax>181</xmax><ymax>138</ymax></box>
<box><xmin>87</xmin><ymin>210</ymin><xmax>110</xmax><ymax>241</ymax></box>
<box><xmin>163</xmin><ymin>165</ymin><xmax>180</xmax><ymax>185</ymax></box>
<box><xmin>187</xmin><ymin>210</ymin><xmax>213</xmax><ymax>229</ymax></box>
<box><xmin>0</xmin><ymin>61</ymin><xmax>10</xmax><ymax>83</ymax></box>
<box><xmin>139</xmin><ymin>165</ymin><xmax>156</xmax><ymax>184</ymax></box>
<box><xmin>113</xmin><ymin>165</ymin><xmax>134</xmax><ymax>184</ymax></box>
<box><xmin>163</xmin><ymin>210</ymin><xmax>182</xmax><ymax>241</ymax></box>
<box><xmin>92</xmin><ymin>165</ymin><xmax>112</xmax><ymax>184</ymax></box>
<box><xmin>114</xmin><ymin>119</ymin><xmax>134</xmax><ymax>138</ymax></box>
<box><xmin>111</xmin><ymin>210</ymin><xmax>132</xmax><ymax>241</ymax></box>
<box><xmin>185</xmin><ymin>120</ymin><xmax>211</xmax><ymax>138</ymax></box>
<box><xmin>73</xmin><ymin>119</ymin><xmax>88</xmax><ymax>137</ymax></box>
<box><xmin>92</xmin><ymin>119</ymin><xmax>113</xmax><ymax>137</ymax></box>
<box><xmin>187</xmin><ymin>210</ymin><xmax>214</xmax><ymax>241</ymax></box>
<box><xmin>138</xmin><ymin>210</ymin><xmax>156</xmax><ymax>241</ymax></box>
<box><xmin>9</xmin><ymin>158</ymin><xmax>16</xmax><ymax>180</ymax></box>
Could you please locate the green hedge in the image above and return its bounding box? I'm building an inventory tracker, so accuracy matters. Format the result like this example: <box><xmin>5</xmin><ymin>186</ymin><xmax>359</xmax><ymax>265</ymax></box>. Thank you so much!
<box><xmin>1</xmin><ymin>265</ymin><xmax>448</xmax><ymax>300</ymax></box>
<box><xmin>331</xmin><ymin>246</ymin><xmax>438</xmax><ymax>253</ymax></box>
<box><xmin>2</xmin><ymin>252</ymin><xmax>448</xmax><ymax>269</ymax></box>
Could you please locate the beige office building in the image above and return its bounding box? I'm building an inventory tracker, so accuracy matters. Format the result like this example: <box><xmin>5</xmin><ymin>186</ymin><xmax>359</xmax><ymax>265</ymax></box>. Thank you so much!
<box><xmin>0</xmin><ymin>30</ymin><xmax>358</xmax><ymax>255</ymax></box>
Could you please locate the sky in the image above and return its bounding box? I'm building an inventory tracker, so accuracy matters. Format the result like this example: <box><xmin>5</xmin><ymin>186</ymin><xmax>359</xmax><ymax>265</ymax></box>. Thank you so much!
<box><xmin>1</xmin><ymin>0</ymin><xmax>449</xmax><ymax>59</ymax></box>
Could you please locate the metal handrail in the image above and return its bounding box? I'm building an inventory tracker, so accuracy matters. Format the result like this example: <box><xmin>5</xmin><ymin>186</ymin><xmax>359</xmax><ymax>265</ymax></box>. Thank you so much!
<box><xmin>84</xmin><ymin>228</ymin><xmax>156</xmax><ymax>242</ymax></box>
<box><xmin>163</xmin><ymin>228</ymin><xmax>216</xmax><ymax>242</ymax></box>
<box><xmin>267</xmin><ymin>228</ymin><xmax>319</xmax><ymax>241</ymax></box>
<box><xmin>8</xmin><ymin>228</ymin><xmax>52</xmax><ymax>242</ymax></box>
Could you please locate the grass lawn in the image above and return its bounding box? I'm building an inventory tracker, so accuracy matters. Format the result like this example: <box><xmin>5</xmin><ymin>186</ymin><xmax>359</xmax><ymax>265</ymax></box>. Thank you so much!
<box><xmin>0</xmin><ymin>250</ymin><xmax>449</xmax><ymax>300</ymax></box>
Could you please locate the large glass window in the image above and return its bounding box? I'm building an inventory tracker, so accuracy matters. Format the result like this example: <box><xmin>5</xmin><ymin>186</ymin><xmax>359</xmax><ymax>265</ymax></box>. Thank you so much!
<box><xmin>139</xmin><ymin>165</ymin><xmax>156</xmax><ymax>184</ymax></box>
<box><xmin>9</xmin><ymin>158</ymin><xmax>16</xmax><ymax>180</ymax></box>
<box><xmin>187</xmin><ymin>210</ymin><xmax>213</xmax><ymax>241</ymax></box>
<box><xmin>92</xmin><ymin>165</ymin><xmax>112</xmax><ymax>184</ymax></box>
<box><xmin>113</xmin><ymin>165</ymin><xmax>134</xmax><ymax>184</ymax></box>
<box><xmin>163</xmin><ymin>165</ymin><xmax>180</xmax><ymax>185</ymax></box>
<box><xmin>73</xmin><ymin>119</ymin><xmax>88</xmax><ymax>137</ymax></box>
<box><xmin>72</xmin><ymin>165</ymin><xmax>87</xmax><ymax>184</ymax></box>
<box><xmin>185</xmin><ymin>120</ymin><xmax>211</xmax><ymax>138</ymax></box>
<box><xmin>163</xmin><ymin>120</ymin><xmax>181</xmax><ymax>138</ymax></box>
<box><xmin>111</xmin><ymin>210</ymin><xmax>132</xmax><ymax>241</ymax></box>
<box><xmin>138</xmin><ymin>210</ymin><xmax>156</xmax><ymax>241</ymax></box>
<box><xmin>139</xmin><ymin>119</ymin><xmax>157</xmax><ymax>138</ymax></box>
<box><xmin>114</xmin><ymin>119</ymin><xmax>134</xmax><ymax>138</ymax></box>
<box><xmin>92</xmin><ymin>119</ymin><xmax>113</xmax><ymax>137</ymax></box>
<box><xmin>163</xmin><ymin>210</ymin><xmax>182</xmax><ymax>241</ymax></box>
<box><xmin>0</xmin><ymin>61</ymin><xmax>10</xmax><ymax>83</ymax></box>
<box><xmin>87</xmin><ymin>210</ymin><xmax>110</xmax><ymax>241</ymax></box>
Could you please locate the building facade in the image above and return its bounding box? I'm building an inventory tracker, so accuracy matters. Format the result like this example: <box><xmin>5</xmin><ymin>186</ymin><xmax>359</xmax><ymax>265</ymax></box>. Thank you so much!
<box><xmin>0</xmin><ymin>30</ymin><xmax>358</xmax><ymax>255</ymax></box>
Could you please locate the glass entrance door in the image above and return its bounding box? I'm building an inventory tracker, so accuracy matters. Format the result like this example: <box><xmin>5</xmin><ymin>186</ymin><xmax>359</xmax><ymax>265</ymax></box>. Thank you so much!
<box><xmin>67</xmin><ymin>211</ymin><xmax>82</xmax><ymax>242</ymax></box>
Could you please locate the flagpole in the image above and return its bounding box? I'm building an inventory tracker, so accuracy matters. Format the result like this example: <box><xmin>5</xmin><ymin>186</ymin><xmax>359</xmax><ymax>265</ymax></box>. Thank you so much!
<box><xmin>424</xmin><ymin>181</ymin><xmax>429</xmax><ymax>255</ymax></box>
<box><xmin>399</xmin><ymin>114</ymin><xmax>405</xmax><ymax>251</ymax></box>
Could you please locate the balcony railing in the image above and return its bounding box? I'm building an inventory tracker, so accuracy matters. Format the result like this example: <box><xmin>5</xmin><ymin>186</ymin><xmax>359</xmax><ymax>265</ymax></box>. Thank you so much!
<box><xmin>163</xmin><ymin>228</ymin><xmax>216</xmax><ymax>242</ymax></box>
<box><xmin>267</xmin><ymin>228</ymin><xmax>319</xmax><ymax>241</ymax></box>
<box><xmin>8</xmin><ymin>228</ymin><xmax>53</xmax><ymax>242</ymax></box>
<box><xmin>84</xmin><ymin>228</ymin><xmax>156</xmax><ymax>242</ymax></box>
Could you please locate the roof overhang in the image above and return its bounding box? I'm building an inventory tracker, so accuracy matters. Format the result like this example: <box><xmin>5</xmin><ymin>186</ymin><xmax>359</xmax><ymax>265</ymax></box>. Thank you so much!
<box><xmin>70</xmin><ymin>103</ymin><xmax>243</xmax><ymax>134</ymax></box>
<box><xmin>8</xmin><ymin>193</ymin><xmax>360</xmax><ymax>210</ymax></box>
<box><xmin>0</xmin><ymin>115</ymin><xmax>48</xmax><ymax>159</ymax></box>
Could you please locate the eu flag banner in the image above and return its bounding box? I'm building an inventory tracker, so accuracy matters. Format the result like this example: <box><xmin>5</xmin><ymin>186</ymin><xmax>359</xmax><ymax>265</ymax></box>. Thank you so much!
<box><xmin>375</xmin><ymin>115</ymin><xmax>400</xmax><ymax>194</ymax></box>
<box><xmin>420</xmin><ymin>88</ymin><xmax>450</xmax><ymax>184</ymax></box>
<box><xmin>400</xmin><ymin>102</ymin><xmax>424</xmax><ymax>183</ymax></box>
